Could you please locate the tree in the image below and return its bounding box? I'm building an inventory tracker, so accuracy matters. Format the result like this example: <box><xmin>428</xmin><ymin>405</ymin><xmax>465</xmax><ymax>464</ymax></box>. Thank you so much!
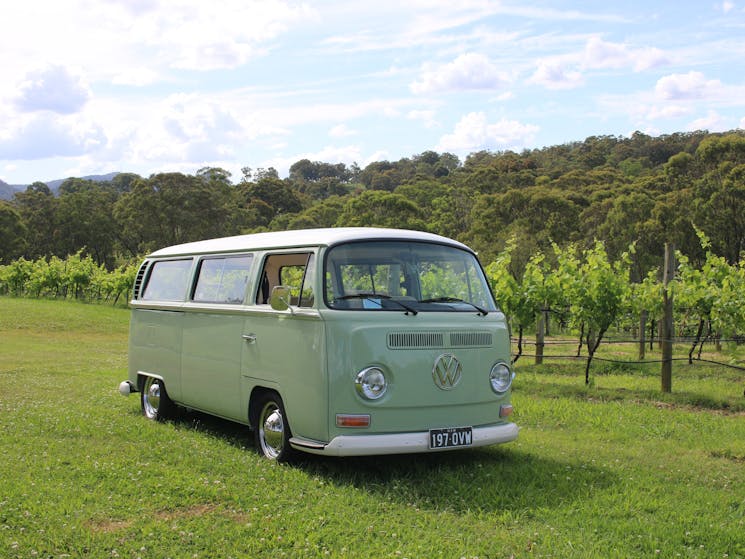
<box><xmin>55</xmin><ymin>180</ymin><xmax>118</xmax><ymax>266</ymax></box>
<box><xmin>110</xmin><ymin>173</ymin><xmax>142</xmax><ymax>194</ymax></box>
<box><xmin>13</xmin><ymin>182</ymin><xmax>56</xmax><ymax>259</ymax></box>
<box><xmin>335</xmin><ymin>191</ymin><xmax>428</xmax><ymax>230</ymax></box>
<box><xmin>693</xmin><ymin>163</ymin><xmax>745</xmax><ymax>264</ymax></box>
<box><xmin>115</xmin><ymin>172</ymin><xmax>234</xmax><ymax>256</ymax></box>
<box><xmin>289</xmin><ymin>159</ymin><xmax>351</xmax><ymax>185</ymax></box>
<box><xmin>236</xmin><ymin>176</ymin><xmax>305</xmax><ymax>230</ymax></box>
<box><xmin>0</xmin><ymin>201</ymin><xmax>27</xmax><ymax>263</ymax></box>
<box><xmin>468</xmin><ymin>187</ymin><xmax>580</xmax><ymax>263</ymax></box>
<box><xmin>285</xmin><ymin>196</ymin><xmax>346</xmax><ymax>229</ymax></box>
<box><xmin>595</xmin><ymin>190</ymin><xmax>657</xmax><ymax>279</ymax></box>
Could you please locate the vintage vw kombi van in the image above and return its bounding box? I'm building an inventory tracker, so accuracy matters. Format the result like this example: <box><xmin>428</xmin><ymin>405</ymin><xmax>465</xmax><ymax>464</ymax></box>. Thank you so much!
<box><xmin>120</xmin><ymin>227</ymin><xmax>517</xmax><ymax>460</ymax></box>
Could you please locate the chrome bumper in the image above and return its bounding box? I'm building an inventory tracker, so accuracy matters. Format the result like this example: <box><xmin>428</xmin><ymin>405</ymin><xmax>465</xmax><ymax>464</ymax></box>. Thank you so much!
<box><xmin>290</xmin><ymin>422</ymin><xmax>518</xmax><ymax>457</ymax></box>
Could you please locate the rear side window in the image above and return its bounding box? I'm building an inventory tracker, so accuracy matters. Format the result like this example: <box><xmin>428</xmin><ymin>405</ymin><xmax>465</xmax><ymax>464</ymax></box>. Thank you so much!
<box><xmin>141</xmin><ymin>259</ymin><xmax>193</xmax><ymax>301</ymax></box>
<box><xmin>193</xmin><ymin>255</ymin><xmax>253</xmax><ymax>304</ymax></box>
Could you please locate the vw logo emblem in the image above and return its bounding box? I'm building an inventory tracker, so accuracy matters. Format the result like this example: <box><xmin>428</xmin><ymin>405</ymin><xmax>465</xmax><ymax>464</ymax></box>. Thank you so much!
<box><xmin>432</xmin><ymin>353</ymin><xmax>462</xmax><ymax>390</ymax></box>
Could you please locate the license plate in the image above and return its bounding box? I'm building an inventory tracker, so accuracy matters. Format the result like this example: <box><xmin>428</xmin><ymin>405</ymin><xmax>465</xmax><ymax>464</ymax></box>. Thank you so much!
<box><xmin>429</xmin><ymin>426</ymin><xmax>473</xmax><ymax>449</ymax></box>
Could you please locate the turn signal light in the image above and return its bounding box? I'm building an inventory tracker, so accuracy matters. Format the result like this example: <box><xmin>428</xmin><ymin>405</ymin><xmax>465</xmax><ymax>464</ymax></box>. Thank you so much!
<box><xmin>336</xmin><ymin>414</ymin><xmax>371</xmax><ymax>428</ymax></box>
<box><xmin>499</xmin><ymin>404</ymin><xmax>513</xmax><ymax>418</ymax></box>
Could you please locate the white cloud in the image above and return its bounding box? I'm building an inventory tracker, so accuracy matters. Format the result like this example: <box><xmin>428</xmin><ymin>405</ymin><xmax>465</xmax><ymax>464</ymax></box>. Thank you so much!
<box><xmin>641</xmin><ymin>104</ymin><xmax>691</xmax><ymax>120</ymax></box>
<box><xmin>528</xmin><ymin>60</ymin><xmax>584</xmax><ymax>90</ymax></box>
<box><xmin>0</xmin><ymin>113</ymin><xmax>105</xmax><ymax>160</ymax></box>
<box><xmin>491</xmin><ymin>91</ymin><xmax>514</xmax><ymax>102</ymax></box>
<box><xmin>582</xmin><ymin>37</ymin><xmax>668</xmax><ymax>72</ymax></box>
<box><xmin>410</xmin><ymin>53</ymin><xmax>511</xmax><ymax>94</ymax></box>
<box><xmin>687</xmin><ymin>111</ymin><xmax>729</xmax><ymax>132</ymax></box>
<box><xmin>152</xmin><ymin>1</ymin><xmax>317</xmax><ymax>71</ymax></box>
<box><xmin>111</xmin><ymin>68</ymin><xmax>161</xmax><ymax>87</ymax></box>
<box><xmin>329</xmin><ymin>124</ymin><xmax>357</xmax><ymax>138</ymax></box>
<box><xmin>582</xmin><ymin>37</ymin><xmax>630</xmax><ymax>70</ymax></box>
<box><xmin>407</xmin><ymin>110</ymin><xmax>439</xmax><ymax>128</ymax></box>
<box><xmin>14</xmin><ymin>65</ymin><xmax>91</xmax><ymax>114</ymax></box>
<box><xmin>631</xmin><ymin>47</ymin><xmax>669</xmax><ymax>72</ymax></box>
<box><xmin>655</xmin><ymin>71</ymin><xmax>723</xmax><ymax>100</ymax></box>
<box><xmin>0</xmin><ymin>0</ymin><xmax>317</xmax><ymax>86</ymax></box>
<box><xmin>529</xmin><ymin>37</ymin><xmax>669</xmax><ymax>91</ymax></box>
<box><xmin>436</xmin><ymin>112</ymin><xmax>539</xmax><ymax>154</ymax></box>
<box><xmin>118</xmin><ymin>93</ymin><xmax>249</xmax><ymax>165</ymax></box>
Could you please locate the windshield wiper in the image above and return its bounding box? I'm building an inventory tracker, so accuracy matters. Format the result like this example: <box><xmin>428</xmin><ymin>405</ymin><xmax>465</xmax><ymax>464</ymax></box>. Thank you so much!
<box><xmin>418</xmin><ymin>297</ymin><xmax>488</xmax><ymax>316</ymax></box>
<box><xmin>335</xmin><ymin>293</ymin><xmax>418</xmax><ymax>315</ymax></box>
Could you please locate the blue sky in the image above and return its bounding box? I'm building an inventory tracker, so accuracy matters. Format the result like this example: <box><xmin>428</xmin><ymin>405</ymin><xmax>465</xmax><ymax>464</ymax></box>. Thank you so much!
<box><xmin>1</xmin><ymin>0</ymin><xmax>744</xmax><ymax>185</ymax></box>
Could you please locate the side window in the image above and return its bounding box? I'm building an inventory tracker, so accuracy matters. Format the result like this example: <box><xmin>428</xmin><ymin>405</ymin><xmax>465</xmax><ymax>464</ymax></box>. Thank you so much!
<box><xmin>193</xmin><ymin>255</ymin><xmax>253</xmax><ymax>304</ymax></box>
<box><xmin>257</xmin><ymin>253</ymin><xmax>315</xmax><ymax>307</ymax></box>
<box><xmin>141</xmin><ymin>259</ymin><xmax>193</xmax><ymax>301</ymax></box>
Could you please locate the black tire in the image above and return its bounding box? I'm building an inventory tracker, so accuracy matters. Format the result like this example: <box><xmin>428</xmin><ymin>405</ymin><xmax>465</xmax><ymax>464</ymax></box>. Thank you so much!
<box><xmin>140</xmin><ymin>377</ymin><xmax>176</xmax><ymax>421</ymax></box>
<box><xmin>253</xmin><ymin>392</ymin><xmax>295</xmax><ymax>462</ymax></box>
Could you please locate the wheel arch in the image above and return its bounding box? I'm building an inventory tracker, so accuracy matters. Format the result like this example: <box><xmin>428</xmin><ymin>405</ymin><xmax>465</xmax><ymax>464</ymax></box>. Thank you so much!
<box><xmin>248</xmin><ymin>385</ymin><xmax>282</xmax><ymax>429</ymax></box>
<box><xmin>137</xmin><ymin>371</ymin><xmax>165</xmax><ymax>392</ymax></box>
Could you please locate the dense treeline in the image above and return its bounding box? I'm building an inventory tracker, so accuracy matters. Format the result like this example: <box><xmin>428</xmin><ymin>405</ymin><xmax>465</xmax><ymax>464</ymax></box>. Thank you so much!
<box><xmin>1</xmin><ymin>130</ymin><xmax>745</xmax><ymax>280</ymax></box>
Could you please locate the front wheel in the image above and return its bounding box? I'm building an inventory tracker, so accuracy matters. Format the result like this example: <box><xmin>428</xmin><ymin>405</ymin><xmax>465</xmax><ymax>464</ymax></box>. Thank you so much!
<box><xmin>141</xmin><ymin>377</ymin><xmax>176</xmax><ymax>421</ymax></box>
<box><xmin>253</xmin><ymin>393</ymin><xmax>295</xmax><ymax>462</ymax></box>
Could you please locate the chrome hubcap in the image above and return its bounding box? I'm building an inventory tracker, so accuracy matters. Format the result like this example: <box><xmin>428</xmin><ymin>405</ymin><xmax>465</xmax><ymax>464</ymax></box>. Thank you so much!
<box><xmin>259</xmin><ymin>403</ymin><xmax>284</xmax><ymax>459</ymax></box>
<box><xmin>143</xmin><ymin>379</ymin><xmax>161</xmax><ymax>418</ymax></box>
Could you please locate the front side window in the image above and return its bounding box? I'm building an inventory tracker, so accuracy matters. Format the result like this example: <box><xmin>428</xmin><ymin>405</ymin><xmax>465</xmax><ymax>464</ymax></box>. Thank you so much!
<box><xmin>257</xmin><ymin>252</ymin><xmax>315</xmax><ymax>307</ymax></box>
<box><xmin>141</xmin><ymin>259</ymin><xmax>193</xmax><ymax>301</ymax></box>
<box><xmin>324</xmin><ymin>241</ymin><xmax>496</xmax><ymax>312</ymax></box>
<box><xmin>193</xmin><ymin>255</ymin><xmax>253</xmax><ymax>304</ymax></box>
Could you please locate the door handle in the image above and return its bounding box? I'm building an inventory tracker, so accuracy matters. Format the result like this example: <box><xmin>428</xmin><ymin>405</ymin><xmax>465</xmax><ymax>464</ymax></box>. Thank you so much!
<box><xmin>242</xmin><ymin>333</ymin><xmax>257</xmax><ymax>344</ymax></box>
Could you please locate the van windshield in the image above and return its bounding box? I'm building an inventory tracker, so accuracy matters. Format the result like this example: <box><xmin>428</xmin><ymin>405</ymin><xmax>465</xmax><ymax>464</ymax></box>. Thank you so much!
<box><xmin>324</xmin><ymin>241</ymin><xmax>497</xmax><ymax>312</ymax></box>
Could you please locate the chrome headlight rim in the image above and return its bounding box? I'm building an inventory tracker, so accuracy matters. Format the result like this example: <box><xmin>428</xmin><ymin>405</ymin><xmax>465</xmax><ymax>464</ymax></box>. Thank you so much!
<box><xmin>489</xmin><ymin>361</ymin><xmax>514</xmax><ymax>394</ymax></box>
<box><xmin>355</xmin><ymin>366</ymin><xmax>388</xmax><ymax>400</ymax></box>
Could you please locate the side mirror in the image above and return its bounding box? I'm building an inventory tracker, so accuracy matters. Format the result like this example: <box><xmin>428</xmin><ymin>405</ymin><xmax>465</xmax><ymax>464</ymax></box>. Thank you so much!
<box><xmin>269</xmin><ymin>285</ymin><xmax>292</xmax><ymax>311</ymax></box>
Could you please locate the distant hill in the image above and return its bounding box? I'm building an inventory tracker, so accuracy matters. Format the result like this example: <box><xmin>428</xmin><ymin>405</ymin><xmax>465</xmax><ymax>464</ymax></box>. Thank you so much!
<box><xmin>0</xmin><ymin>172</ymin><xmax>121</xmax><ymax>200</ymax></box>
<box><xmin>0</xmin><ymin>179</ymin><xmax>14</xmax><ymax>201</ymax></box>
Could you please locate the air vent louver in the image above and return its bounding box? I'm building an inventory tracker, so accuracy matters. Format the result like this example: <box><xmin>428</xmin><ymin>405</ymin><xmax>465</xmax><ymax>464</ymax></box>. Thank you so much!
<box><xmin>388</xmin><ymin>332</ymin><xmax>444</xmax><ymax>349</ymax></box>
<box><xmin>387</xmin><ymin>331</ymin><xmax>493</xmax><ymax>349</ymax></box>
<box><xmin>450</xmin><ymin>332</ymin><xmax>492</xmax><ymax>347</ymax></box>
<box><xmin>132</xmin><ymin>261</ymin><xmax>149</xmax><ymax>300</ymax></box>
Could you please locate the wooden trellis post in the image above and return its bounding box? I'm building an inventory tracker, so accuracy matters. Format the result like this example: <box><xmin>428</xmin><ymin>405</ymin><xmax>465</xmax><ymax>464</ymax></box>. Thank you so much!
<box><xmin>661</xmin><ymin>243</ymin><xmax>675</xmax><ymax>393</ymax></box>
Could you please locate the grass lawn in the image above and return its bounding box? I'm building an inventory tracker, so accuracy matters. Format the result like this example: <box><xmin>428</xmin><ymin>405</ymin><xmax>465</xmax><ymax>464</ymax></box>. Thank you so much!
<box><xmin>1</xmin><ymin>297</ymin><xmax>744</xmax><ymax>558</ymax></box>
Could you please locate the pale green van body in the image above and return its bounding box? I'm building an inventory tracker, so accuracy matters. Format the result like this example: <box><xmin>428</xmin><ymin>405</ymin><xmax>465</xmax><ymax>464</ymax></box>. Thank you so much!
<box><xmin>123</xmin><ymin>227</ymin><xmax>518</xmax><ymax>457</ymax></box>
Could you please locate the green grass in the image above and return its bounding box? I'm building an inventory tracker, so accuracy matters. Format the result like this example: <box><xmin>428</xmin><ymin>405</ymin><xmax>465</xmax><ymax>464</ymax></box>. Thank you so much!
<box><xmin>1</xmin><ymin>297</ymin><xmax>744</xmax><ymax>558</ymax></box>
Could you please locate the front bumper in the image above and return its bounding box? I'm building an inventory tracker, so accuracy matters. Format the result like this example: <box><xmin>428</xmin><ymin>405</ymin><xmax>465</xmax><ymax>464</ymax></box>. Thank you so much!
<box><xmin>289</xmin><ymin>422</ymin><xmax>518</xmax><ymax>457</ymax></box>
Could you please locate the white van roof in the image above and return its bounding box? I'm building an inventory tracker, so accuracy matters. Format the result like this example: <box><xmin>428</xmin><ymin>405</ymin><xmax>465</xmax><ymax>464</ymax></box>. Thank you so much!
<box><xmin>148</xmin><ymin>227</ymin><xmax>472</xmax><ymax>258</ymax></box>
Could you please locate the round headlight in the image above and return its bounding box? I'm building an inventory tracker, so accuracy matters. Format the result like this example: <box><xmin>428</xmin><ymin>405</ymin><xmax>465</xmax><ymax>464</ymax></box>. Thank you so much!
<box><xmin>355</xmin><ymin>367</ymin><xmax>388</xmax><ymax>400</ymax></box>
<box><xmin>489</xmin><ymin>362</ymin><xmax>513</xmax><ymax>393</ymax></box>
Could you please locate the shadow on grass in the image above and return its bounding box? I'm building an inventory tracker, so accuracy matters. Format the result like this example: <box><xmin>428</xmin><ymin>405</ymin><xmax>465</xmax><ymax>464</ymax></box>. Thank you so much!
<box><xmin>158</xmin><ymin>407</ymin><xmax>616</xmax><ymax>515</ymax></box>
<box><xmin>294</xmin><ymin>447</ymin><xmax>615</xmax><ymax>515</ymax></box>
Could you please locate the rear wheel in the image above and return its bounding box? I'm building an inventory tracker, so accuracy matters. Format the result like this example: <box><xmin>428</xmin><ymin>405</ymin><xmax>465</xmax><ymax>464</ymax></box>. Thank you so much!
<box><xmin>253</xmin><ymin>392</ymin><xmax>295</xmax><ymax>462</ymax></box>
<box><xmin>141</xmin><ymin>377</ymin><xmax>176</xmax><ymax>421</ymax></box>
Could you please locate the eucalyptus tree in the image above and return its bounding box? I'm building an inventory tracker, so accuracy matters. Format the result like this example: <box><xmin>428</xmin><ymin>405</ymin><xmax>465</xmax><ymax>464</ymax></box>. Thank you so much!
<box><xmin>0</xmin><ymin>201</ymin><xmax>27</xmax><ymax>263</ymax></box>
<box><xmin>114</xmin><ymin>172</ymin><xmax>234</xmax><ymax>256</ymax></box>
<box><xmin>334</xmin><ymin>190</ymin><xmax>428</xmax><ymax>230</ymax></box>
<box><xmin>12</xmin><ymin>182</ymin><xmax>56</xmax><ymax>259</ymax></box>
<box><xmin>55</xmin><ymin>179</ymin><xmax>118</xmax><ymax>267</ymax></box>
